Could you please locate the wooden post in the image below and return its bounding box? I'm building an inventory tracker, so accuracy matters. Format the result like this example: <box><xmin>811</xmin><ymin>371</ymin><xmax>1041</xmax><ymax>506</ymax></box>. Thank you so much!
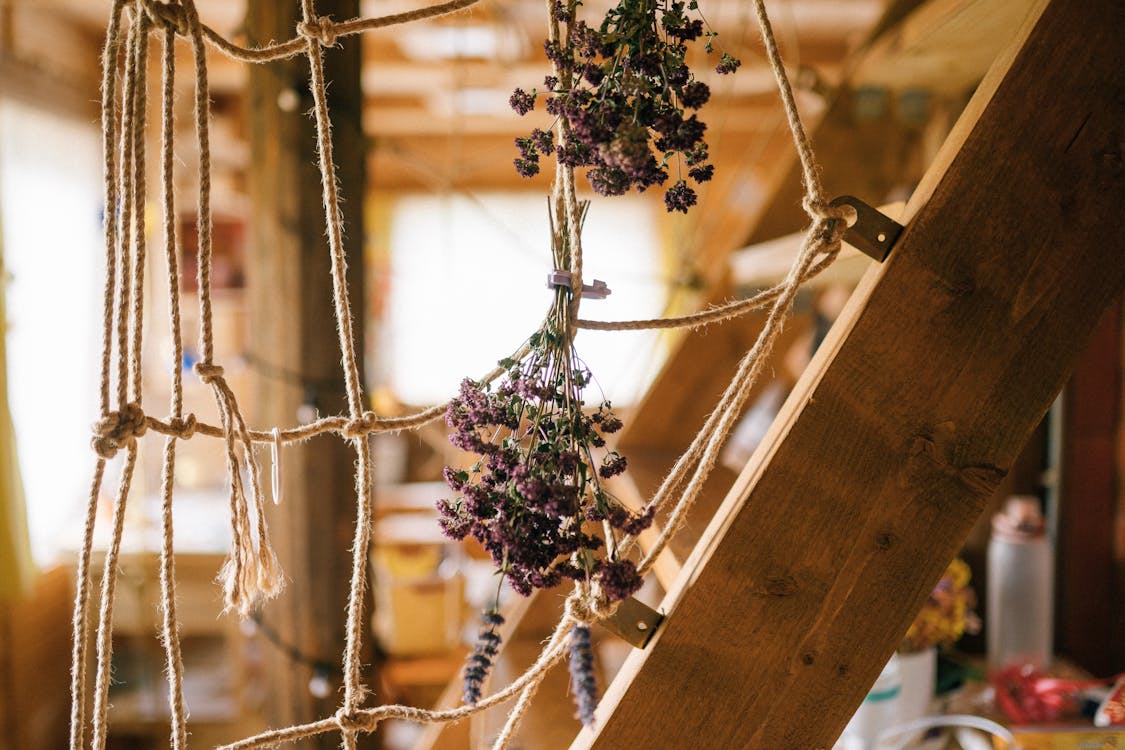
<box><xmin>575</xmin><ymin>0</ymin><xmax>1125</xmax><ymax>747</ymax></box>
<box><xmin>244</xmin><ymin>2</ymin><xmax>372</xmax><ymax>746</ymax></box>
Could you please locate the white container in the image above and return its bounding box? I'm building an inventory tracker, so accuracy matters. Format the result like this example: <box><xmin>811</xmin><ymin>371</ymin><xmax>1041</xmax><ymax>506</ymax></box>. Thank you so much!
<box><xmin>987</xmin><ymin>495</ymin><xmax>1053</xmax><ymax>671</ymax></box>
<box><xmin>840</xmin><ymin>654</ymin><xmax>903</xmax><ymax>750</ymax></box>
<box><xmin>895</xmin><ymin>647</ymin><xmax>937</xmax><ymax>725</ymax></box>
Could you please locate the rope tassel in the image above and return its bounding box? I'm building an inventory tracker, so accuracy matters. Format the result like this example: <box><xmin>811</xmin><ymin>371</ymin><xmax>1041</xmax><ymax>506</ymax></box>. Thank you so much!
<box><xmin>195</xmin><ymin>362</ymin><xmax>284</xmax><ymax>615</ymax></box>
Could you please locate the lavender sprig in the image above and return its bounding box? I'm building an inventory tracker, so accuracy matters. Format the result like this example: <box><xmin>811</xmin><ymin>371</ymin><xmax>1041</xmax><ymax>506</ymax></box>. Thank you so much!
<box><xmin>463</xmin><ymin>609</ymin><xmax>505</xmax><ymax>705</ymax></box>
<box><xmin>569</xmin><ymin>624</ymin><xmax>598</xmax><ymax>726</ymax></box>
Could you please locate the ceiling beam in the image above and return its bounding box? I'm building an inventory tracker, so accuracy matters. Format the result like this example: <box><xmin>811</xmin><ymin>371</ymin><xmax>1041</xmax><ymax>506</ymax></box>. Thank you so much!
<box><xmin>851</xmin><ymin>0</ymin><xmax>1044</xmax><ymax>92</ymax></box>
<box><xmin>573</xmin><ymin>1</ymin><xmax>1125</xmax><ymax>747</ymax></box>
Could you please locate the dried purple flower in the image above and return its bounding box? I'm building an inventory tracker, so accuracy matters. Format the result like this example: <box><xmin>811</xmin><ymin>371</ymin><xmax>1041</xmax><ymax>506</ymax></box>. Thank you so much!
<box><xmin>514</xmin><ymin>158</ymin><xmax>541</xmax><ymax>177</ymax></box>
<box><xmin>513</xmin><ymin>0</ymin><xmax>737</xmax><ymax>212</ymax></box>
<box><xmin>569</xmin><ymin>624</ymin><xmax>598</xmax><ymax>726</ymax></box>
<box><xmin>663</xmin><ymin>180</ymin><xmax>698</xmax><ymax>213</ymax></box>
<box><xmin>681</xmin><ymin>80</ymin><xmax>710</xmax><ymax>109</ymax></box>
<box><xmin>509</xmin><ymin>88</ymin><xmax>537</xmax><ymax>116</ymax></box>
<box><xmin>716</xmin><ymin>52</ymin><xmax>742</xmax><ymax>75</ymax></box>
<box><xmin>598</xmin><ymin>452</ymin><xmax>627</xmax><ymax>479</ymax></box>
<box><xmin>597</xmin><ymin>558</ymin><xmax>643</xmax><ymax>602</ymax></box>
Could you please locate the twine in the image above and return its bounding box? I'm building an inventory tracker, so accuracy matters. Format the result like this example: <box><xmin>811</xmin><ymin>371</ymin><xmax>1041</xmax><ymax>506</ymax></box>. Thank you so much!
<box><xmin>156</xmin><ymin>19</ymin><xmax>189</xmax><ymax>747</ymax></box>
<box><xmin>69</xmin><ymin>0</ymin><xmax>849</xmax><ymax>747</ymax></box>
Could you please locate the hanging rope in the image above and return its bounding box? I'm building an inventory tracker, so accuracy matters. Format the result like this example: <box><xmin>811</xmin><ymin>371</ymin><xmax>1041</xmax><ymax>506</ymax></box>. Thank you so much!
<box><xmin>71</xmin><ymin>0</ymin><xmax>851</xmax><ymax>747</ymax></box>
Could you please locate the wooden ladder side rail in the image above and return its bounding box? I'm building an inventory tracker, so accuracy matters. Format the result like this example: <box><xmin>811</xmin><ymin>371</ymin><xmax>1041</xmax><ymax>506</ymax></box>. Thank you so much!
<box><xmin>575</xmin><ymin>0</ymin><xmax>1125</xmax><ymax>748</ymax></box>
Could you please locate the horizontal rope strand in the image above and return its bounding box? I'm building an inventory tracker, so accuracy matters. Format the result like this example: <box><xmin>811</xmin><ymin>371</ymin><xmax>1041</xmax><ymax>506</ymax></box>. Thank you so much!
<box><xmin>193</xmin><ymin>0</ymin><xmax>480</xmax><ymax>62</ymax></box>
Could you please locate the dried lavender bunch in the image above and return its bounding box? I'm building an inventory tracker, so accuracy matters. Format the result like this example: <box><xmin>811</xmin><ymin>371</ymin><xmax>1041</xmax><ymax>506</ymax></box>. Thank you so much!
<box><xmin>463</xmin><ymin>608</ymin><xmax>504</xmax><ymax>705</ymax></box>
<box><xmin>569</xmin><ymin>623</ymin><xmax>598</xmax><ymax>726</ymax></box>
<box><xmin>510</xmin><ymin>0</ymin><xmax>740</xmax><ymax>212</ymax></box>
<box><xmin>438</xmin><ymin>205</ymin><xmax>652</xmax><ymax>605</ymax></box>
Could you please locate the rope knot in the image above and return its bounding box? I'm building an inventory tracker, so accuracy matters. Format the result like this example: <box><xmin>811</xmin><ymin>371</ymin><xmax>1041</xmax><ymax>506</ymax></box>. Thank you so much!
<box><xmin>169</xmin><ymin>413</ymin><xmax>198</xmax><ymax>440</ymax></box>
<box><xmin>564</xmin><ymin>585</ymin><xmax>620</xmax><ymax>625</ymax></box>
<box><xmin>341</xmin><ymin>411</ymin><xmax>375</xmax><ymax>439</ymax></box>
<box><xmin>193</xmin><ymin>362</ymin><xmax>225</xmax><ymax>385</ymax></box>
<box><xmin>298</xmin><ymin>16</ymin><xmax>339</xmax><ymax>47</ymax></box>
<box><xmin>802</xmin><ymin>196</ymin><xmax>850</xmax><ymax>254</ymax></box>
<box><xmin>91</xmin><ymin>403</ymin><xmax>148</xmax><ymax>458</ymax></box>
<box><xmin>140</xmin><ymin>0</ymin><xmax>189</xmax><ymax>36</ymax></box>
<box><xmin>802</xmin><ymin>196</ymin><xmax>852</xmax><ymax>224</ymax></box>
<box><xmin>334</xmin><ymin>709</ymin><xmax>369</xmax><ymax>733</ymax></box>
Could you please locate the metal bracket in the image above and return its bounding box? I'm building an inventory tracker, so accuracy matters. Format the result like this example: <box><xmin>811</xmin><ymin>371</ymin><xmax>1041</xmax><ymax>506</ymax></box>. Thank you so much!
<box><xmin>546</xmin><ymin>270</ymin><xmax>612</xmax><ymax>300</ymax></box>
<box><xmin>829</xmin><ymin>195</ymin><xmax>904</xmax><ymax>262</ymax></box>
<box><xmin>599</xmin><ymin>596</ymin><xmax>664</xmax><ymax>648</ymax></box>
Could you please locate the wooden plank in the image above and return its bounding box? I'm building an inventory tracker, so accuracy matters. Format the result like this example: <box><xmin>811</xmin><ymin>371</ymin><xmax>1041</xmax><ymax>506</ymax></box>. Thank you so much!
<box><xmin>574</xmin><ymin>1</ymin><xmax>1125</xmax><ymax>747</ymax></box>
<box><xmin>244</xmin><ymin>2</ymin><xmax>373</xmax><ymax>747</ymax></box>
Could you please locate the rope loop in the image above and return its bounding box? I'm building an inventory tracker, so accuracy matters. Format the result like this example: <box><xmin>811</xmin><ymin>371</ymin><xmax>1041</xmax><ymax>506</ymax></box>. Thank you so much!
<box><xmin>298</xmin><ymin>16</ymin><xmax>339</xmax><ymax>47</ymax></box>
<box><xmin>139</xmin><ymin>0</ymin><xmax>188</xmax><ymax>36</ymax></box>
<box><xmin>91</xmin><ymin>403</ymin><xmax>148</xmax><ymax>458</ymax></box>
<box><xmin>193</xmin><ymin>361</ymin><xmax>225</xmax><ymax>384</ymax></box>
<box><xmin>334</xmin><ymin>708</ymin><xmax>370</xmax><ymax>733</ymax></box>
<box><xmin>802</xmin><ymin>196</ymin><xmax>851</xmax><ymax>224</ymax></box>
<box><xmin>341</xmin><ymin>411</ymin><xmax>375</xmax><ymax>439</ymax></box>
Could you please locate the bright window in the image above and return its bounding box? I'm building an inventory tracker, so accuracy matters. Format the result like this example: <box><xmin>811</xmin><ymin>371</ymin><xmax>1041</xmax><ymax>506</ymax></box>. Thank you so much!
<box><xmin>384</xmin><ymin>192</ymin><xmax>667</xmax><ymax>406</ymax></box>
<box><xmin>1</xmin><ymin>100</ymin><xmax>103</xmax><ymax>566</ymax></box>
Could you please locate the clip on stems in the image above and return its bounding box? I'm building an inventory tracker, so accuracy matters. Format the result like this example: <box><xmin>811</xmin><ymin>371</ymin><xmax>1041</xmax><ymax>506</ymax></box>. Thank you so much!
<box><xmin>547</xmin><ymin>270</ymin><xmax>611</xmax><ymax>300</ymax></box>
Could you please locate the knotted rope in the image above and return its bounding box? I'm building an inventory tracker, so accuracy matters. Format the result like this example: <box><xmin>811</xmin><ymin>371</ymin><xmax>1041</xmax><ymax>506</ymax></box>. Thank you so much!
<box><xmin>297</xmin><ymin>15</ymin><xmax>339</xmax><ymax>47</ymax></box>
<box><xmin>90</xmin><ymin>402</ymin><xmax>147</xmax><ymax>458</ymax></box>
<box><xmin>70</xmin><ymin>0</ymin><xmax>854</xmax><ymax>747</ymax></box>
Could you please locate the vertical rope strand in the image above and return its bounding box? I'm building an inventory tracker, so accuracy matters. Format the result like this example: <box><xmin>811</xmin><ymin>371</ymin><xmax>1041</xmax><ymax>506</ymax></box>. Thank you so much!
<box><xmin>183</xmin><ymin>0</ymin><xmax>216</xmax><ymax>365</ymax></box>
<box><xmin>182</xmin><ymin>0</ymin><xmax>282</xmax><ymax>614</ymax></box>
<box><xmin>128</xmin><ymin>12</ymin><xmax>150</xmax><ymax>405</ymax></box>
<box><xmin>299</xmin><ymin>0</ymin><xmax>365</xmax><ymax>419</ymax></box>
<box><xmin>73</xmin><ymin>3</ymin><xmax>127</xmax><ymax>743</ymax></box>
<box><xmin>90</xmin><ymin>445</ymin><xmax>140</xmax><ymax>750</ymax></box>
<box><xmin>156</xmin><ymin>22</ymin><xmax>189</xmax><ymax>750</ymax></box>
<box><xmin>68</xmin><ymin>458</ymin><xmax>107</xmax><ymax>750</ymax></box>
<box><xmin>749</xmin><ymin>0</ymin><xmax>826</xmax><ymax>210</ymax></box>
<box><xmin>298</xmin><ymin>3</ymin><xmax>375</xmax><ymax>743</ymax></box>
<box><xmin>113</xmin><ymin>8</ymin><xmax>142</xmax><ymax>410</ymax></box>
<box><xmin>97</xmin><ymin>1</ymin><xmax>127</xmax><ymax>417</ymax></box>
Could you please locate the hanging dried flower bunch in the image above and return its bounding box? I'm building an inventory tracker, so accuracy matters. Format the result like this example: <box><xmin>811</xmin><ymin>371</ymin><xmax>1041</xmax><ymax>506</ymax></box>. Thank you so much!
<box><xmin>439</xmin><ymin>201</ymin><xmax>652</xmax><ymax>719</ymax></box>
<box><xmin>510</xmin><ymin>0</ymin><xmax>740</xmax><ymax>212</ymax></box>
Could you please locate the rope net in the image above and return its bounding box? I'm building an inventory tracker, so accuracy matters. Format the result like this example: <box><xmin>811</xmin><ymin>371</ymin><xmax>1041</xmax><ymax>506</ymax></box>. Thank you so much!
<box><xmin>69</xmin><ymin>0</ymin><xmax>850</xmax><ymax>748</ymax></box>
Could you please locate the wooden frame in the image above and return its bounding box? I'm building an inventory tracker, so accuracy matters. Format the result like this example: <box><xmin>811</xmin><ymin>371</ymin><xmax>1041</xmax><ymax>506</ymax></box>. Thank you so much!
<box><xmin>573</xmin><ymin>1</ymin><xmax>1125</xmax><ymax>747</ymax></box>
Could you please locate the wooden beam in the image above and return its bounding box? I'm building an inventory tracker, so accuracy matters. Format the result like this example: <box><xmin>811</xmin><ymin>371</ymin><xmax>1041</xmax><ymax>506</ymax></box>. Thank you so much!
<box><xmin>574</xmin><ymin>1</ymin><xmax>1125</xmax><ymax>748</ymax></box>
<box><xmin>244</xmin><ymin>2</ymin><xmax>373</xmax><ymax>747</ymax></box>
<box><xmin>851</xmin><ymin>0</ymin><xmax>1042</xmax><ymax>93</ymax></box>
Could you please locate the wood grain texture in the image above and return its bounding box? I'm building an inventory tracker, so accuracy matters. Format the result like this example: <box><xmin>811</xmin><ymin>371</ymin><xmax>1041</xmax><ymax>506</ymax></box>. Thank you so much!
<box><xmin>574</xmin><ymin>1</ymin><xmax>1125</xmax><ymax>748</ymax></box>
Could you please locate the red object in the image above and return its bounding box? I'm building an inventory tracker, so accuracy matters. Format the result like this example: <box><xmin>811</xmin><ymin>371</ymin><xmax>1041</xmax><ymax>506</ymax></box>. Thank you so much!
<box><xmin>990</xmin><ymin>665</ymin><xmax>1122</xmax><ymax>724</ymax></box>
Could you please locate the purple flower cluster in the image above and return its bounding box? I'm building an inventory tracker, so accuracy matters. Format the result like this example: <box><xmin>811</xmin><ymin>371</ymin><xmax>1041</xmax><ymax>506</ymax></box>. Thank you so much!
<box><xmin>438</xmin><ymin>325</ymin><xmax>652</xmax><ymax>604</ymax></box>
<box><xmin>569</xmin><ymin>623</ymin><xmax>598</xmax><ymax>726</ymax></box>
<box><xmin>463</xmin><ymin>609</ymin><xmax>504</xmax><ymax>705</ymax></box>
<box><xmin>510</xmin><ymin>0</ymin><xmax>740</xmax><ymax>213</ymax></box>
